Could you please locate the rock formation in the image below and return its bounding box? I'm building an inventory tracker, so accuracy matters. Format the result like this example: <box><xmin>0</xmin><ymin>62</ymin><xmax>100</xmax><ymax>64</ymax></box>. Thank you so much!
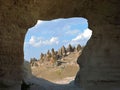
<box><xmin>58</xmin><ymin>45</ymin><xmax>67</xmax><ymax>57</ymax></box>
<box><xmin>31</xmin><ymin>44</ymin><xmax>81</xmax><ymax>67</ymax></box>
<box><xmin>61</xmin><ymin>45</ymin><xmax>67</xmax><ymax>56</ymax></box>
<box><xmin>67</xmin><ymin>44</ymin><xmax>73</xmax><ymax>52</ymax></box>
<box><xmin>58</xmin><ymin>48</ymin><xmax>62</xmax><ymax>56</ymax></box>
<box><xmin>51</xmin><ymin>48</ymin><xmax>55</xmax><ymax>55</ymax></box>
<box><xmin>76</xmin><ymin>44</ymin><xmax>82</xmax><ymax>52</ymax></box>
<box><xmin>0</xmin><ymin>0</ymin><xmax>120</xmax><ymax>90</ymax></box>
<box><xmin>30</xmin><ymin>58</ymin><xmax>38</xmax><ymax>67</ymax></box>
<box><xmin>46</xmin><ymin>50</ymin><xmax>52</xmax><ymax>61</ymax></box>
<box><xmin>40</xmin><ymin>53</ymin><xmax>45</xmax><ymax>63</ymax></box>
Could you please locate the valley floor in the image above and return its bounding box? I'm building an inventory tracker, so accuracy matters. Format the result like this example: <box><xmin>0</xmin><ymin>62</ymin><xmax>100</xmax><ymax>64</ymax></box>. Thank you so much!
<box><xmin>31</xmin><ymin>51</ymin><xmax>80</xmax><ymax>83</ymax></box>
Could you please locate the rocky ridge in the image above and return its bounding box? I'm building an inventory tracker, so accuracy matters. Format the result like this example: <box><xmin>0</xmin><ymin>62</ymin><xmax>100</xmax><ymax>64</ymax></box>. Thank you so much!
<box><xmin>30</xmin><ymin>44</ymin><xmax>82</xmax><ymax>67</ymax></box>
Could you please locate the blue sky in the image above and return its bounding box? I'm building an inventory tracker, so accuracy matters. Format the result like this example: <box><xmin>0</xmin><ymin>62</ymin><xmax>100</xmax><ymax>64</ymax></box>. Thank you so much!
<box><xmin>24</xmin><ymin>17</ymin><xmax>92</xmax><ymax>61</ymax></box>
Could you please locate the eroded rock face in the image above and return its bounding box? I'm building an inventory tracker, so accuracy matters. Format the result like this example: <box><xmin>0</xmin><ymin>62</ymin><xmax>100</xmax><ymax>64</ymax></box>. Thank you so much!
<box><xmin>0</xmin><ymin>0</ymin><xmax>120</xmax><ymax>90</ymax></box>
<box><xmin>75</xmin><ymin>1</ymin><xmax>120</xmax><ymax>89</ymax></box>
<box><xmin>67</xmin><ymin>44</ymin><xmax>74</xmax><ymax>52</ymax></box>
<box><xmin>75</xmin><ymin>26</ymin><xmax>120</xmax><ymax>89</ymax></box>
<box><xmin>76</xmin><ymin>44</ymin><xmax>82</xmax><ymax>52</ymax></box>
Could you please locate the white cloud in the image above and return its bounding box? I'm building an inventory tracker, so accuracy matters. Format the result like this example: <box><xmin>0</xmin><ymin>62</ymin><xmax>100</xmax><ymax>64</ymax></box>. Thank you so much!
<box><xmin>50</xmin><ymin>37</ymin><xmax>59</xmax><ymax>44</ymax></box>
<box><xmin>28</xmin><ymin>20</ymin><xmax>44</xmax><ymax>31</ymax></box>
<box><xmin>69</xmin><ymin>28</ymin><xmax>92</xmax><ymax>46</ymax></box>
<box><xmin>37</xmin><ymin>20</ymin><xmax>43</xmax><ymax>25</ymax></box>
<box><xmin>62</xmin><ymin>25</ymin><xmax>80</xmax><ymax>35</ymax></box>
<box><xmin>29</xmin><ymin>36</ymin><xmax>36</xmax><ymax>45</ymax></box>
<box><xmin>65</xmin><ymin>29</ymin><xmax>80</xmax><ymax>35</ymax></box>
<box><xmin>82</xmin><ymin>28</ymin><xmax>92</xmax><ymax>38</ymax></box>
<box><xmin>29</xmin><ymin>36</ymin><xmax>59</xmax><ymax>47</ymax></box>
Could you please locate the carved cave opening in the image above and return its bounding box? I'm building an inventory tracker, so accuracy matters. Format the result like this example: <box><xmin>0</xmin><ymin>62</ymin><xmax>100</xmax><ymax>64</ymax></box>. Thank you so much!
<box><xmin>23</xmin><ymin>17</ymin><xmax>92</xmax><ymax>84</ymax></box>
<box><xmin>0</xmin><ymin>0</ymin><xmax>119</xmax><ymax>90</ymax></box>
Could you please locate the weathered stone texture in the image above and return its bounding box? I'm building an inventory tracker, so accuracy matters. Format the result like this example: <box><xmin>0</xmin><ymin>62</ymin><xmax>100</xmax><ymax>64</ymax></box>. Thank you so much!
<box><xmin>0</xmin><ymin>0</ymin><xmax>120</xmax><ymax>90</ymax></box>
<box><xmin>75</xmin><ymin>1</ymin><xmax>120</xmax><ymax>89</ymax></box>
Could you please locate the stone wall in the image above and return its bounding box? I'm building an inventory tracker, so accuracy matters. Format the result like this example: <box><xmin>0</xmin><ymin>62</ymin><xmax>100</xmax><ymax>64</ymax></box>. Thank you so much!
<box><xmin>0</xmin><ymin>0</ymin><xmax>120</xmax><ymax>90</ymax></box>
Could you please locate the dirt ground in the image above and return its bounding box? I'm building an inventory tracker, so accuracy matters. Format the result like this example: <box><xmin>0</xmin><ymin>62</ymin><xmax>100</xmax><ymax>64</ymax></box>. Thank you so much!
<box><xmin>31</xmin><ymin>52</ymin><xmax>80</xmax><ymax>83</ymax></box>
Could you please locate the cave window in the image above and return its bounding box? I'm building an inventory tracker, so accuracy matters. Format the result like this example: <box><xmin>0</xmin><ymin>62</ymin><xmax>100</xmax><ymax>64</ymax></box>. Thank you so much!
<box><xmin>24</xmin><ymin>17</ymin><xmax>92</xmax><ymax>83</ymax></box>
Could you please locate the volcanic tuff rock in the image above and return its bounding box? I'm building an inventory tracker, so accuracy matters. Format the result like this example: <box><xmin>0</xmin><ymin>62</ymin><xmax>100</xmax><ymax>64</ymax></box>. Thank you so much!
<box><xmin>61</xmin><ymin>45</ymin><xmax>67</xmax><ymax>56</ymax></box>
<box><xmin>76</xmin><ymin>44</ymin><xmax>82</xmax><ymax>52</ymax></box>
<box><xmin>67</xmin><ymin>44</ymin><xmax>74</xmax><ymax>52</ymax></box>
<box><xmin>0</xmin><ymin>0</ymin><xmax>120</xmax><ymax>90</ymax></box>
<box><xmin>32</xmin><ymin>44</ymin><xmax>82</xmax><ymax>67</ymax></box>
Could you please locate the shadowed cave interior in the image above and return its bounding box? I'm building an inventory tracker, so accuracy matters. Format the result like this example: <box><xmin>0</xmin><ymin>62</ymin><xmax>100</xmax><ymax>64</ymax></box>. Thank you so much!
<box><xmin>0</xmin><ymin>0</ymin><xmax>120</xmax><ymax>90</ymax></box>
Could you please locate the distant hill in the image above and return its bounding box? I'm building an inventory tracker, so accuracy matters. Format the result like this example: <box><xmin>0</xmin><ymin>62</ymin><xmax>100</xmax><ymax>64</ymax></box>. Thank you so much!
<box><xmin>30</xmin><ymin>44</ymin><xmax>84</xmax><ymax>82</ymax></box>
<box><xmin>30</xmin><ymin>44</ymin><xmax>83</xmax><ymax>67</ymax></box>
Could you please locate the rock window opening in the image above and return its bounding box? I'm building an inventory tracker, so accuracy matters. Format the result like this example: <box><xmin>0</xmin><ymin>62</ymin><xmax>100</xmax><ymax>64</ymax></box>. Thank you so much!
<box><xmin>23</xmin><ymin>17</ymin><xmax>92</xmax><ymax>84</ymax></box>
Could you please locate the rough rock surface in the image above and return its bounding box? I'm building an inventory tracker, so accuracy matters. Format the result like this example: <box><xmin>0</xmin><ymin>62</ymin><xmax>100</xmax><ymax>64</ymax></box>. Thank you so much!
<box><xmin>67</xmin><ymin>44</ymin><xmax>74</xmax><ymax>52</ymax></box>
<box><xmin>0</xmin><ymin>0</ymin><xmax>120</xmax><ymax>90</ymax></box>
<box><xmin>31</xmin><ymin>44</ymin><xmax>79</xmax><ymax>67</ymax></box>
<box><xmin>76</xmin><ymin>44</ymin><xmax>82</xmax><ymax>52</ymax></box>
